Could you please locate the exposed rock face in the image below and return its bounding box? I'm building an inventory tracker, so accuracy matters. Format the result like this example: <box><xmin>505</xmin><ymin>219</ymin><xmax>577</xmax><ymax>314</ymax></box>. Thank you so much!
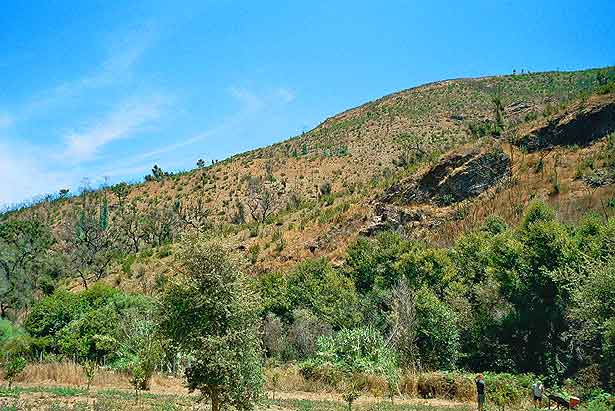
<box><xmin>362</xmin><ymin>146</ymin><xmax>512</xmax><ymax>236</ymax></box>
<box><xmin>382</xmin><ymin>147</ymin><xmax>512</xmax><ymax>207</ymax></box>
<box><xmin>360</xmin><ymin>204</ymin><xmax>427</xmax><ymax>236</ymax></box>
<box><xmin>519</xmin><ymin>95</ymin><xmax>615</xmax><ymax>152</ymax></box>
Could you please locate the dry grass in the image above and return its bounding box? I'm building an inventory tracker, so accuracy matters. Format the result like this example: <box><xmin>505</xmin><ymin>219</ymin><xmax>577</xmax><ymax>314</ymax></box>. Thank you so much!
<box><xmin>3</xmin><ymin>361</ymin><xmax>187</xmax><ymax>394</ymax></box>
<box><xmin>265</xmin><ymin>366</ymin><xmax>476</xmax><ymax>403</ymax></box>
<box><xmin>11</xmin><ymin>362</ymin><xmax>129</xmax><ymax>388</ymax></box>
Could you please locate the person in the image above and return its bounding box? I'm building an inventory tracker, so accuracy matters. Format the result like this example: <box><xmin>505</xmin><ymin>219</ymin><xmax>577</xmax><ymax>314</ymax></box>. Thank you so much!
<box><xmin>475</xmin><ymin>374</ymin><xmax>486</xmax><ymax>411</ymax></box>
<box><xmin>532</xmin><ymin>380</ymin><xmax>544</xmax><ymax>408</ymax></box>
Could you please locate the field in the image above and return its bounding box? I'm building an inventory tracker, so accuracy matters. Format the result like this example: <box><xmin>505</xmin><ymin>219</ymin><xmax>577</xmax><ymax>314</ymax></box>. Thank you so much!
<box><xmin>0</xmin><ymin>363</ymin><xmax>476</xmax><ymax>411</ymax></box>
<box><xmin>0</xmin><ymin>387</ymin><xmax>473</xmax><ymax>411</ymax></box>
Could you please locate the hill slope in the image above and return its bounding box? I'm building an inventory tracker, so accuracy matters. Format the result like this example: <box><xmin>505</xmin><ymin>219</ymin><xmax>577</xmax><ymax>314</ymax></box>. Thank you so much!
<box><xmin>6</xmin><ymin>66</ymin><xmax>615</xmax><ymax>287</ymax></box>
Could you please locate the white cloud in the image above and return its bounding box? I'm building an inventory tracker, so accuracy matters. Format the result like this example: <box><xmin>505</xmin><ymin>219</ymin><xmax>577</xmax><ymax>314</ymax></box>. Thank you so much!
<box><xmin>113</xmin><ymin>85</ymin><xmax>298</xmax><ymax>167</ymax></box>
<box><xmin>62</xmin><ymin>96</ymin><xmax>167</xmax><ymax>162</ymax></box>
<box><xmin>0</xmin><ymin>140</ymin><xmax>68</xmax><ymax>207</ymax></box>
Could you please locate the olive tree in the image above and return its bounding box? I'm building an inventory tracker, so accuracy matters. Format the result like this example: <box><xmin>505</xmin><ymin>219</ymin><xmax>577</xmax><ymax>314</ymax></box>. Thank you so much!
<box><xmin>159</xmin><ymin>235</ymin><xmax>263</xmax><ymax>411</ymax></box>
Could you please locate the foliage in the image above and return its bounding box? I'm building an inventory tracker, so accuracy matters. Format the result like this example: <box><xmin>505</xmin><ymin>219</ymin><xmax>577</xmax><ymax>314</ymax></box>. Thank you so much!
<box><xmin>483</xmin><ymin>373</ymin><xmax>530</xmax><ymax>411</ymax></box>
<box><xmin>308</xmin><ymin>327</ymin><xmax>397</xmax><ymax>376</ymax></box>
<box><xmin>159</xmin><ymin>234</ymin><xmax>264</xmax><ymax>411</ymax></box>
<box><xmin>0</xmin><ymin>219</ymin><xmax>55</xmax><ymax>317</ymax></box>
<box><xmin>2</xmin><ymin>356</ymin><xmax>27</xmax><ymax>388</ymax></box>
<box><xmin>413</xmin><ymin>288</ymin><xmax>459</xmax><ymax>371</ymax></box>
<box><xmin>24</xmin><ymin>283</ymin><xmax>155</xmax><ymax>365</ymax></box>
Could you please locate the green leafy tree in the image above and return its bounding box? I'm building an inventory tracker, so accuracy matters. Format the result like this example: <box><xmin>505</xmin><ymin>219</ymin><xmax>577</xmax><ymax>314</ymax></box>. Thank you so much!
<box><xmin>286</xmin><ymin>259</ymin><xmax>362</xmax><ymax>329</ymax></box>
<box><xmin>159</xmin><ymin>235</ymin><xmax>264</xmax><ymax>411</ymax></box>
<box><xmin>413</xmin><ymin>287</ymin><xmax>460</xmax><ymax>370</ymax></box>
<box><xmin>571</xmin><ymin>258</ymin><xmax>615</xmax><ymax>389</ymax></box>
<box><xmin>0</xmin><ymin>219</ymin><xmax>54</xmax><ymax>317</ymax></box>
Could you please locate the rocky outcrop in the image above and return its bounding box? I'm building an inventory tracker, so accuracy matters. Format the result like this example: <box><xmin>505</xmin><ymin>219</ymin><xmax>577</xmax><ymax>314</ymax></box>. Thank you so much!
<box><xmin>518</xmin><ymin>94</ymin><xmax>615</xmax><ymax>152</ymax></box>
<box><xmin>360</xmin><ymin>204</ymin><xmax>427</xmax><ymax>236</ymax></box>
<box><xmin>382</xmin><ymin>147</ymin><xmax>511</xmax><ymax>207</ymax></box>
<box><xmin>362</xmin><ymin>146</ymin><xmax>512</xmax><ymax>236</ymax></box>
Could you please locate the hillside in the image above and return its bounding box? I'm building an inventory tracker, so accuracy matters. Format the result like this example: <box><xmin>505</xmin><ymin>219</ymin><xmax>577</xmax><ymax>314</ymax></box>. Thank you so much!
<box><xmin>2</xmin><ymin>66</ymin><xmax>615</xmax><ymax>409</ymax></box>
<box><xmin>4</xmin><ymin>66</ymin><xmax>615</xmax><ymax>287</ymax></box>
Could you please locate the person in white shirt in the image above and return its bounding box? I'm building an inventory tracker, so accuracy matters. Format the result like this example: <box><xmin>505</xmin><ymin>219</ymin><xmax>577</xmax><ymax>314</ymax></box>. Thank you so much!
<box><xmin>532</xmin><ymin>380</ymin><xmax>544</xmax><ymax>408</ymax></box>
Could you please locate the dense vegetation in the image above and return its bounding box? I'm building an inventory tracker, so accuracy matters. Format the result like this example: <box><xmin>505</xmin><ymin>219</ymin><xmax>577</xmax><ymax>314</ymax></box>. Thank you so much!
<box><xmin>258</xmin><ymin>202</ymin><xmax>615</xmax><ymax>388</ymax></box>
<box><xmin>1</xmin><ymin>201</ymin><xmax>614</xmax><ymax>410</ymax></box>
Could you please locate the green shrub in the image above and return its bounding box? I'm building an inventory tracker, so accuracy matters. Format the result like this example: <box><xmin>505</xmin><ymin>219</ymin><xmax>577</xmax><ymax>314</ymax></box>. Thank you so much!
<box><xmin>585</xmin><ymin>391</ymin><xmax>614</xmax><ymax>411</ymax></box>
<box><xmin>286</xmin><ymin>259</ymin><xmax>362</xmax><ymax>329</ymax></box>
<box><xmin>2</xmin><ymin>356</ymin><xmax>27</xmax><ymax>388</ymax></box>
<box><xmin>310</xmin><ymin>327</ymin><xmax>397</xmax><ymax>376</ymax></box>
<box><xmin>483</xmin><ymin>373</ymin><xmax>530</xmax><ymax>411</ymax></box>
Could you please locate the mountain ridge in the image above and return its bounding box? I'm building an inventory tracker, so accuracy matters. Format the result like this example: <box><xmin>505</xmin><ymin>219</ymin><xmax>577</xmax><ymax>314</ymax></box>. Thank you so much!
<box><xmin>4</xmin><ymin>65</ymin><xmax>615</xmax><ymax>288</ymax></box>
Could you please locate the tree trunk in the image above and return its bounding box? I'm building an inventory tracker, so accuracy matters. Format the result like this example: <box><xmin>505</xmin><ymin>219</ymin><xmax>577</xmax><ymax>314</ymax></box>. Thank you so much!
<box><xmin>211</xmin><ymin>389</ymin><xmax>220</xmax><ymax>411</ymax></box>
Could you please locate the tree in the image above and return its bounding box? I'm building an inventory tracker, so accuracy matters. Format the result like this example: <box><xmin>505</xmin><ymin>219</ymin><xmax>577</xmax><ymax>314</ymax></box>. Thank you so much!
<box><xmin>286</xmin><ymin>259</ymin><xmax>362</xmax><ymax>329</ymax></box>
<box><xmin>110</xmin><ymin>182</ymin><xmax>131</xmax><ymax>209</ymax></box>
<box><xmin>388</xmin><ymin>279</ymin><xmax>418</xmax><ymax>369</ymax></box>
<box><xmin>115</xmin><ymin>201</ymin><xmax>146</xmax><ymax>253</ymax></box>
<box><xmin>145</xmin><ymin>165</ymin><xmax>170</xmax><ymax>182</ymax></box>
<box><xmin>116</xmin><ymin>297</ymin><xmax>162</xmax><ymax>391</ymax></box>
<box><xmin>61</xmin><ymin>197</ymin><xmax>120</xmax><ymax>289</ymax></box>
<box><xmin>142</xmin><ymin>203</ymin><xmax>179</xmax><ymax>247</ymax></box>
<box><xmin>0</xmin><ymin>219</ymin><xmax>54</xmax><ymax>317</ymax></box>
<box><xmin>174</xmin><ymin>198</ymin><xmax>210</xmax><ymax>231</ymax></box>
<box><xmin>231</xmin><ymin>201</ymin><xmax>246</xmax><ymax>225</ymax></box>
<box><xmin>246</xmin><ymin>177</ymin><xmax>279</xmax><ymax>226</ymax></box>
<box><xmin>571</xmin><ymin>258</ymin><xmax>615</xmax><ymax>388</ymax></box>
<box><xmin>58</xmin><ymin>189</ymin><xmax>70</xmax><ymax>199</ymax></box>
<box><xmin>492</xmin><ymin>87</ymin><xmax>505</xmax><ymax>135</ymax></box>
<box><xmin>413</xmin><ymin>287</ymin><xmax>459</xmax><ymax>370</ymax></box>
<box><xmin>196</xmin><ymin>159</ymin><xmax>206</xmax><ymax>168</ymax></box>
<box><xmin>159</xmin><ymin>235</ymin><xmax>264</xmax><ymax>411</ymax></box>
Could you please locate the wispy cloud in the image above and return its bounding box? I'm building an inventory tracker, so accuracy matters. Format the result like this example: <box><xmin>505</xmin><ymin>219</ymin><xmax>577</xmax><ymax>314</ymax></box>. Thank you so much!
<box><xmin>109</xmin><ymin>85</ymin><xmax>299</xmax><ymax>168</ymax></box>
<box><xmin>0</xmin><ymin>140</ymin><xmax>69</xmax><ymax>207</ymax></box>
<box><xmin>23</xmin><ymin>25</ymin><xmax>156</xmax><ymax>116</ymax></box>
<box><xmin>62</xmin><ymin>95</ymin><xmax>168</xmax><ymax>162</ymax></box>
<box><xmin>228</xmin><ymin>87</ymin><xmax>265</xmax><ymax>112</ymax></box>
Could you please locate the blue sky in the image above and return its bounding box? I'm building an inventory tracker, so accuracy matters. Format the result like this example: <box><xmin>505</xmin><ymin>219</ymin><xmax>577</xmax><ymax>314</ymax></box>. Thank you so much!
<box><xmin>1</xmin><ymin>1</ymin><xmax>614</xmax><ymax>207</ymax></box>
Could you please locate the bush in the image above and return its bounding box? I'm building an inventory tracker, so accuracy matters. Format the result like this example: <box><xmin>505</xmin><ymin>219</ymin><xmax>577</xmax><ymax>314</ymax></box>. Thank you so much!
<box><xmin>286</xmin><ymin>259</ymin><xmax>362</xmax><ymax>329</ymax></box>
<box><xmin>286</xmin><ymin>309</ymin><xmax>332</xmax><ymax>360</ymax></box>
<box><xmin>483</xmin><ymin>373</ymin><xmax>531</xmax><ymax>411</ymax></box>
<box><xmin>417</xmin><ymin>372</ymin><xmax>473</xmax><ymax>400</ymax></box>
<box><xmin>585</xmin><ymin>391</ymin><xmax>614</xmax><ymax>411</ymax></box>
<box><xmin>159</xmin><ymin>235</ymin><xmax>263</xmax><ymax>411</ymax></box>
<box><xmin>2</xmin><ymin>356</ymin><xmax>27</xmax><ymax>388</ymax></box>
<box><xmin>24</xmin><ymin>284</ymin><xmax>155</xmax><ymax>364</ymax></box>
<box><xmin>309</xmin><ymin>327</ymin><xmax>397</xmax><ymax>376</ymax></box>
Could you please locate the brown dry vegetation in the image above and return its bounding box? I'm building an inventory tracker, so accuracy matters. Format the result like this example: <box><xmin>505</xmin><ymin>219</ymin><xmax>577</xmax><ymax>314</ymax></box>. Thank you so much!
<box><xmin>9</xmin><ymin>67</ymin><xmax>615</xmax><ymax>288</ymax></box>
<box><xmin>0</xmin><ymin>362</ymin><xmax>482</xmax><ymax>411</ymax></box>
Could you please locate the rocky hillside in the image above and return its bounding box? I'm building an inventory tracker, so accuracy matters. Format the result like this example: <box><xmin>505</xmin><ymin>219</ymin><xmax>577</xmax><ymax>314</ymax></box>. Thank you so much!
<box><xmin>5</xmin><ymin>67</ymin><xmax>615</xmax><ymax>288</ymax></box>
